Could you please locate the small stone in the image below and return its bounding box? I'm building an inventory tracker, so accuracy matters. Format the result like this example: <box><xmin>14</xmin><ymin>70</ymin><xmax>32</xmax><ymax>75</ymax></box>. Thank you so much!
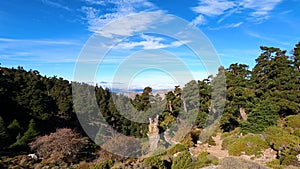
<box><xmin>296</xmin><ymin>154</ymin><xmax>300</xmax><ymax>161</ymax></box>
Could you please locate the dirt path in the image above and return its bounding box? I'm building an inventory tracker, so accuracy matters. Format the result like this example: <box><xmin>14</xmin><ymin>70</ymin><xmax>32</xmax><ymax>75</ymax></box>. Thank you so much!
<box><xmin>189</xmin><ymin>133</ymin><xmax>229</xmax><ymax>159</ymax></box>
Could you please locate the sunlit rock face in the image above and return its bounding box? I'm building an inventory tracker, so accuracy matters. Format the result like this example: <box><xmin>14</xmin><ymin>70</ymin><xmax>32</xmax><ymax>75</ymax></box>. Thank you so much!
<box><xmin>148</xmin><ymin>115</ymin><xmax>160</xmax><ymax>151</ymax></box>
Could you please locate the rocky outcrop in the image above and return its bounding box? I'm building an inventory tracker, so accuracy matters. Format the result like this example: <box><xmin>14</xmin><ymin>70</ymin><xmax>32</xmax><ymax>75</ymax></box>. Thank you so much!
<box><xmin>147</xmin><ymin>115</ymin><xmax>160</xmax><ymax>152</ymax></box>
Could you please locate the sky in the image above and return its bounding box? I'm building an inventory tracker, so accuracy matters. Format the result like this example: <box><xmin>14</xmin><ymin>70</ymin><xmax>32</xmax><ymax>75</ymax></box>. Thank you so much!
<box><xmin>0</xmin><ymin>0</ymin><xmax>300</xmax><ymax>90</ymax></box>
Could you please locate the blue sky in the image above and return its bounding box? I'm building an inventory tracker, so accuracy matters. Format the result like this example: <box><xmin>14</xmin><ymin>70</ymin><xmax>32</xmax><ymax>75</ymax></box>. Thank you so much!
<box><xmin>1</xmin><ymin>0</ymin><xmax>300</xmax><ymax>89</ymax></box>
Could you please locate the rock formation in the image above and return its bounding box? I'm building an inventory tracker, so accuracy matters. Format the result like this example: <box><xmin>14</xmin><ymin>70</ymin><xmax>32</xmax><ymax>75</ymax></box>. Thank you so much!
<box><xmin>147</xmin><ymin>115</ymin><xmax>160</xmax><ymax>151</ymax></box>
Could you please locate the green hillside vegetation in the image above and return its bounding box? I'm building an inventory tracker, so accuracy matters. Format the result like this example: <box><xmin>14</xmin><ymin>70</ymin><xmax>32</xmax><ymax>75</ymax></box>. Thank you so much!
<box><xmin>0</xmin><ymin>42</ymin><xmax>300</xmax><ymax>168</ymax></box>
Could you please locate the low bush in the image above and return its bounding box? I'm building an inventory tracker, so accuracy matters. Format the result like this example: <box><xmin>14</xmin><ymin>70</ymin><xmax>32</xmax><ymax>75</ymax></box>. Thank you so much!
<box><xmin>265</xmin><ymin>126</ymin><xmax>300</xmax><ymax>151</ymax></box>
<box><xmin>227</xmin><ymin>135</ymin><xmax>268</xmax><ymax>156</ymax></box>
<box><xmin>29</xmin><ymin>128</ymin><xmax>88</xmax><ymax>164</ymax></box>
<box><xmin>266</xmin><ymin>159</ymin><xmax>283</xmax><ymax>169</ymax></box>
<box><xmin>144</xmin><ymin>155</ymin><xmax>167</xmax><ymax>169</ymax></box>
<box><xmin>284</xmin><ymin>114</ymin><xmax>300</xmax><ymax>129</ymax></box>
<box><xmin>92</xmin><ymin>160</ymin><xmax>114</xmax><ymax>169</ymax></box>
<box><xmin>166</xmin><ymin>144</ymin><xmax>187</xmax><ymax>156</ymax></box>
<box><xmin>171</xmin><ymin>150</ymin><xmax>191</xmax><ymax>169</ymax></box>
<box><xmin>188</xmin><ymin>151</ymin><xmax>218</xmax><ymax>169</ymax></box>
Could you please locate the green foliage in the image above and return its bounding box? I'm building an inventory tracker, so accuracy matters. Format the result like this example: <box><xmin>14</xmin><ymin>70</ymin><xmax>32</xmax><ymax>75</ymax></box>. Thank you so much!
<box><xmin>166</xmin><ymin>144</ymin><xmax>187</xmax><ymax>156</ymax></box>
<box><xmin>144</xmin><ymin>155</ymin><xmax>167</xmax><ymax>169</ymax></box>
<box><xmin>284</xmin><ymin>114</ymin><xmax>300</xmax><ymax>129</ymax></box>
<box><xmin>7</xmin><ymin>119</ymin><xmax>21</xmax><ymax>131</ymax></box>
<box><xmin>227</xmin><ymin>135</ymin><xmax>268</xmax><ymax>156</ymax></box>
<box><xmin>1</xmin><ymin>42</ymin><xmax>300</xmax><ymax>167</ymax></box>
<box><xmin>221</xmin><ymin>127</ymin><xmax>241</xmax><ymax>139</ymax></box>
<box><xmin>281</xmin><ymin>155</ymin><xmax>298</xmax><ymax>166</ymax></box>
<box><xmin>92</xmin><ymin>160</ymin><xmax>114</xmax><ymax>169</ymax></box>
<box><xmin>171</xmin><ymin>150</ymin><xmax>192</xmax><ymax>169</ymax></box>
<box><xmin>188</xmin><ymin>152</ymin><xmax>218</xmax><ymax>168</ymax></box>
<box><xmin>131</xmin><ymin>87</ymin><xmax>152</xmax><ymax>111</ymax></box>
<box><xmin>9</xmin><ymin>119</ymin><xmax>39</xmax><ymax>149</ymax></box>
<box><xmin>159</xmin><ymin>114</ymin><xmax>176</xmax><ymax>130</ymax></box>
<box><xmin>266</xmin><ymin>159</ymin><xmax>283</xmax><ymax>169</ymax></box>
<box><xmin>241</xmin><ymin>100</ymin><xmax>279</xmax><ymax>134</ymax></box>
<box><xmin>180</xmin><ymin>134</ymin><xmax>195</xmax><ymax>148</ymax></box>
<box><xmin>264</xmin><ymin>126</ymin><xmax>300</xmax><ymax>151</ymax></box>
<box><xmin>0</xmin><ymin>66</ymin><xmax>80</xmax><ymax>150</ymax></box>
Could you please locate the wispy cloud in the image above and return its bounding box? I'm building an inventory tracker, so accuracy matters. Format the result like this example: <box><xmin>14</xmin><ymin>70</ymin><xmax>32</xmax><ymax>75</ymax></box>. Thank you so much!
<box><xmin>191</xmin><ymin>0</ymin><xmax>282</xmax><ymax>27</ymax></box>
<box><xmin>209</xmin><ymin>22</ymin><xmax>243</xmax><ymax>30</ymax></box>
<box><xmin>81</xmin><ymin>0</ymin><xmax>157</xmax><ymax>33</ymax></box>
<box><xmin>84</xmin><ymin>0</ymin><xmax>105</xmax><ymax>5</ymax></box>
<box><xmin>41</xmin><ymin>0</ymin><xmax>71</xmax><ymax>11</ymax></box>
<box><xmin>246</xmin><ymin>31</ymin><xmax>290</xmax><ymax>46</ymax></box>
<box><xmin>241</xmin><ymin>0</ymin><xmax>282</xmax><ymax>22</ymax></box>
<box><xmin>116</xmin><ymin>34</ymin><xmax>188</xmax><ymax>50</ymax></box>
<box><xmin>190</xmin><ymin>15</ymin><xmax>206</xmax><ymax>26</ymax></box>
<box><xmin>192</xmin><ymin>0</ymin><xmax>235</xmax><ymax>17</ymax></box>
<box><xmin>0</xmin><ymin>38</ymin><xmax>78</xmax><ymax>45</ymax></box>
<box><xmin>0</xmin><ymin>38</ymin><xmax>82</xmax><ymax>63</ymax></box>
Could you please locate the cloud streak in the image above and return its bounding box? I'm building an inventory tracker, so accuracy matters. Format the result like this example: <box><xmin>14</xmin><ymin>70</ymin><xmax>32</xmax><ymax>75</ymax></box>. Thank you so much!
<box><xmin>41</xmin><ymin>0</ymin><xmax>71</xmax><ymax>11</ymax></box>
<box><xmin>0</xmin><ymin>38</ymin><xmax>82</xmax><ymax>63</ymax></box>
<box><xmin>0</xmin><ymin>38</ymin><xmax>79</xmax><ymax>45</ymax></box>
<box><xmin>115</xmin><ymin>34</ymin><xmax>188</xmax><ymax>50</ymax></box>
<box><xmin>192</xmin><ymin>0</ymin><xmax>282</xmax><ymax>27</ymax></box>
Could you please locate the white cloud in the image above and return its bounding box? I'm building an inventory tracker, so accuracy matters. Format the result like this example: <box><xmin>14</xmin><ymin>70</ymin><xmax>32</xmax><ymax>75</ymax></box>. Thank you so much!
<box><xmin>191</xmin><ymin>15</ymin><xmax>206</xmax><ymax>26</ymax></box>
<box><xmin>192</xmin><ymin>0</ymin><xmax>235</xmax><ymax>17</ymax></box>
<box><xmin>191</xmin><ymin>0</ymin><xmax>282</xmax><ymax>27</ymax></box>
<box><xmin>95</xmin><ymin>11</ymin><xmax>169</xmax><ymax>38</ymax></box>
<box><xmin>82</xmin><ymin>0</ymin><xmax>157</xmax><ymax>34</ymax></box>
<box><xmin>240</xmin><ymin>0</ymin><xmax>282</xmax><ymax>22</ymax></box>
<box><xmin>116</xmin><ymin>34</ymin><xmax>187</xmax><ymax>50</ymax></box>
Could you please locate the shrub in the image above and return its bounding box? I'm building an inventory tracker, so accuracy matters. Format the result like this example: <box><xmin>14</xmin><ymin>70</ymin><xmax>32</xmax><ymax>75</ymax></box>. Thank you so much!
<box><xmin>281</xmin><ymin>155</ymin><xmax>298</xmax><ymax>166</ymax></box>
<box><xmin>284</xmin><ymin>114</ymin><xmax>300</xmax><ymax>129</ymax></box>
<box><xmin>160</xmin><ymin>115</ymin><xmax>176</xmax><ymax>130</ymax></box>
<box><xmin>9</xmin><ymin>119</ymin><xmax>39</xmax><ymax>149</ymax></box>
<box><xmin>180</xmin><ymin>134</ymin><xmax>194</xmax><ymax>148</ymax></box>
<box><xmin>29</xmin><ymin>128</ymin><xmax>88</xmax><ymax>163</ymax></box>
<box><xmin>166</xmin><ymin>144</ymin><xmax>187</xmax><ymax>156</ymax></box>
<box><xmin>144</xmin><ymin>155</ymin><xmax>167</xmax><ymax>169</ymax></box>
<box><xmin>240</xmin><ymin>101</ymin><xmax>279</xmax><ymax>134</ymax></box>
<box><xmin>266</xmin><ymin>159</ymin><xmax>283</xmax><ymax>169</ymax></box>
<box><xmin>92</xmin><ymin>160</ymin><xmax>114</xmax><ymax>169</ymax></box>
<box><xmin>189</xmin><ymin>129</ymin><xmax>201</xmax><ymax>143</ymax></box>
<box><xmin>221</xmin><ymin>127</ymin><xmax>241</xmax><ymax>139</ymax></box>
<box><xmin>265</xmin><ymin>126</ymin><xmax>300</xmax><ymax>151</ymax></box>
<box><xmin>188</xmin><ymin>152</ymin><xmax>218</xmax><ymax>168</ymax></box>
<box><xmin>171</xmin><ymin>150</ymin><xmax>191</xmax><ymax>169</ymax></box>
<box><xmin>222</xmin><ymin>135</ymin><xmax>238</xmax><ymax>150</ymax></box>
<box><xmin>293</xmin><ymin>129</ymin><xmax>300</xmax><ymax>137</ymax></box>
<box><xmin>227</xmin><ymin>135</ymin><xmax>268</xmax><ymax>156</ymax></box>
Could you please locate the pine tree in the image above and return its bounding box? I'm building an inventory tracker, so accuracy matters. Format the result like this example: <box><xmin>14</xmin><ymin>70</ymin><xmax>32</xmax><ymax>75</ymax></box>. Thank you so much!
<box><xmin>9</xmin><ymin>119</ymin><xmax>39</xmax><ymax>149</ymax></box>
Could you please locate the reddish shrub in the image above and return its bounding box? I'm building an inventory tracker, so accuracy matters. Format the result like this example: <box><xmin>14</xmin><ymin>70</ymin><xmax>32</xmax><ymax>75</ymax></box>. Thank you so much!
<box><xmin>29</xmin><ymin>128</ymin><xmax>88</xmax><ymax>163</ymax></box>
